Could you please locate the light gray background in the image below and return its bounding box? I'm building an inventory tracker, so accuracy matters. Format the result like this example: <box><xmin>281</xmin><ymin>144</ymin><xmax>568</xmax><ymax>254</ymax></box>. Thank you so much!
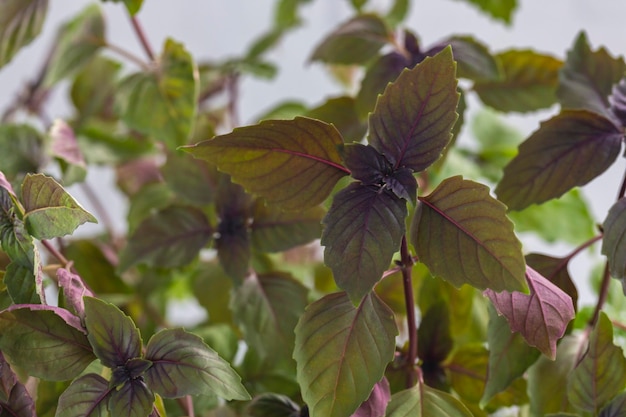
<box><xmin>2</xmin><ymin>0</ymin><xmax>625</xmax><ymax>309</ymax></box>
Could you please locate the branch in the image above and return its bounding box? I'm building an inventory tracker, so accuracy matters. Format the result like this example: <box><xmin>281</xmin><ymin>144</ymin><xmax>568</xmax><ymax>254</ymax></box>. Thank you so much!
<box><xmin>104</xmin><ymin>42</ymin><xmax>151</xmax><ymax>71</ymax></box>
<box><xmin>129</xmin><ymin>15</ymin><xmax>155</xmax><ymax>61</ymax></box>
<box><xmin>399</xmin><ymin>235</ymin><xmax>418</xmax><ymax>387</ymax></box>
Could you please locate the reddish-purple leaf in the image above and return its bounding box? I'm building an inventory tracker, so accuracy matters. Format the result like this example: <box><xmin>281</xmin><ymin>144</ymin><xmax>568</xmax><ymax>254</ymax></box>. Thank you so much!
<box><xmin>310</xmin><ymin>14</ymin><xmax>390</xmax><ymax>65</ymax></box>
<box><xmin>0</xmin><ymin>171</ymin><xmax>15</xmax><ymax>196</ymax></box>
<box><xmin>83</xmin><ymin>297</ymin><xmax>142</xmax><ymax>368</ymax></box>
<box><xmin>602</xmin><ymin>198</ymin><xmax>626</xmax><ymax>283</ymax></box>
<box><xmin>369</xmin><ymin>46</ymin><xmax>459</xmax><ymax>172</ymax></box>
<box><xmin>417</xmin><ymin>301</ymin><xmax>453</xmax><ymax>364</ymax></box>
<box><xmin>356</xmin><ymin>52</ymin><xmax>409</xmax><ymax>119</ymax></box>
<box><xmin>567</xmin><ymin>312</ymin><xmax>626</xmax><ymax>413</ymax></box>
<box><xmin>57</xmin><ymin>268</ymin><xmax>94</xmax><ymax>320</ymax></box>
<box><xmin>322</xmin><ymin>183</ymin><xmax>407</xmax><ymax>303</ymax></box>
<box><xmin>385</xmin><ymin>382</ymin><xmax>473</xmax><ymax>416</ymax></box>
<box><xmin>413</xmin><ymin>176</ymin><xmax>526</xmax><ymax>292</ymax></box>
<box><xmin>525</xmin><ymin>253</ymin><xmax>578</xmax><ymax>311</ymax></box>
<box><xmin>50</xmin><ymin>119</ymin><xmax>86</xmax><ymax>167</ymax></box>
<box><xmin>599</xmin><ymin>392</ymin><xmax>626</xmax><ymax>417</ymax></box>
<box><xmin>55</xmin><ymin>373</ymin><xmax>112</xmax><ymax>417</ymax></box>
<box><xmin>485</xmin><ymin>266</ymin><xmax>575</xmax><ymax>359</ymax></box>
<box><xmin>426</xmin><ymin>35</ymin><xmax>501</xmax><ymax>82</ymax></box>
<box><xmin>610</xmin><ymin>78</ymin><xmax>626</xmax><ymax>126</ymax></box>
<box><xmin>496</xmin><ymin>110</ymin><xmax>623</xmax><ymax>210</ymax></box>
<box><xmin>352</xmin><ymin>377</ymin><xmax>391</xmax><ymax>417</ymax></box>
<box><xmin>0</xmin><ymin>352</ymin><xmax>35</xmax><ymax>417</ymax></box>
<box><xmin>183</xmin><ymin>117</ymin><xmax>349</xmax><ymax>211</ymax></box>
<box><xmin>108</xmin><ymin>379</ymin><xmax>154</xmax><ymax>417</ymax></box>
<box><xmin>558</xmin><ymin>31</ymin><xmax>626</xmax><ymax>120</ymax></box>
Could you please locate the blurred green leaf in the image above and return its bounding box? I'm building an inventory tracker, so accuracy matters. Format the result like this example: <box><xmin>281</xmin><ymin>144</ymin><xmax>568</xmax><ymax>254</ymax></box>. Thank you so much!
<box><xmin>386</xmin><ymin>382</ymin><xmax>473</xmax><ymax>416</ymax></box>
<box><xmin>310</xmin><ymin>14</ymin><xmax>390</xmax><ymax>65</ymax></box>
<box><xmin>71</xmin><ymin>55</ymin><xmax>121</xmax><ymax>124</ymax></box>
<box><xmin>0</xmin><ymin>124</ymin><xmax>46</xmax><ymax>181</ymax></box>
<box><xmin>418</xmin><ymin>301</ymin><xmax>453</xmax><ymax>365</ymax></box>
<box><xmin>386</xmin><ymin>0</ymin><xmax>410</xmax><ymax>27</ymax></box>
<box><xmin>431</xmin><ymin>35</ymin><xmax>501</xmax><ymax>82</ymax></box>
<box><xmin>474</xmin><ymin>49</ymin><xmax>562</xmax><ymax>112</ymax></box>
<box><xmin>100</xmin><ymin>0</ymin><xmax>144</xmax><ymax>15</ymax></box>
<box><xmin>21</xmin><ymin>173</ymin><xmax>97</xmax><ymax>239</ymax></box>
<box><xmin>144</xmin><ymin>328</ymin><xmax>250</xmax><ymax>400</ymax></box>
<box><xmin>119</xmin><ymin>205</ymin><xmax>212</xmax><ymax>271</ymax></box>
<box><xmin>306</xmin><ymin>96</ymin><xmax>367</xmax><ymax>142</ymax></box>
<box><xmin>126</xmin><ymin>182</ymin><xmax>175</xmax><ymax>234</ymax></box>
<box><xmin>414</xmin><ymin>176</ymin><xmax>526</xmax><ymax>292</ymax></box>
<box><xmin>244</xmin><ymin>393</ymin><xmax>301</xmax><ymax>417</ymax></box>
<box><xmin>294</xmin><ymin>292</ymin><xmax>397</xmax><ymax>417</ymax></box>
<box><xmin>161</xmin><ymin>151</ymin><xmax>217</xmax><ymax>206</ymax></box>
<box><xmin>118</xmin><ymin>38</ymin><xmax>198</xmax><ymax>149</ymax></box>
<box><xmin>254</xmin><ymin>100</ymin><xmax>308</xmax><ymax>122</ymax></box>
<box><xmin>44</xmin><ymin>4</ymin><xmax>105</xmax><ymax>86</ymax></box>
<box><xmin>369</xmin><ymin>47</ymin><xmax>459</xmax><ymax>172</ymax></box>
<box><xmin>0</xmin><ymin>0</ymin><xmax>48</xmax><ymax>69</ymax></box>
<box><xmin>452</xmin><ymin>0</ymin><xmax>517</xmax><ymax>24</ymax></box>
<box><xmin>193</xmin><ymin>263</ymin><xmax>234</xmax><ymax>325</ymax></box>
<box><xmin>496</xmin><ymin>110</ymin><xmax>623</xmax><ymax>211</ymax></box>
<box><xmin>183</xmin><ymin>117</ymin><xmax>349</xmax><ymax>211</ymax></box>
<box><xmin>274</xmin><ymin>0</ymin><xmax>312</xmax><ymax>30</ymax></box>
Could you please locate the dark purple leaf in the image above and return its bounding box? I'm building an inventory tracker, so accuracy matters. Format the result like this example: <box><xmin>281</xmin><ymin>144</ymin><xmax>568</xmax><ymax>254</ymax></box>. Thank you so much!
<box><xmin>144</xmin><ymin>328</ymin><xmax>250</xmax><ymax>400</ymax></box>
<box><xmin>603</xmin><ymin>198</ymin><xmax>626</xmax><ymax>283</ymax></box>
<box><xmin>57</xmin><ymin>268</ymin><xmax>94</xmax><ymax>320</ymax></box>
<box><xmin>161</xmin><ymin>150</ymin><xmax>218</xmax><ymax>206</ymax></box>
<box><xmin>496</xmin><ymin>110</ymin><xmax>623</xmax><ymax>210</ymax></box>
<box><xmin>0</xmin><ymin>352</ymin><xmax>35</xmax><ymax>417</ymax></box>
<box><xmin>600</xmin><ymin>392</ymin><xmax>626</xmax><ymax>417</ymax></box>
<box><xmin>118</xmin><ymin>205</ymin><xmax>213</xmax><ymax>272</ymax></box>
<box><xmin>610</xmin><ymin>78</ymin><xmax>626</xmax><ymax>126</ymax></box>
<box><xmin>558</xmin><ymin>31</ymin><xmax>626</xmax><ymax>120</ymax></box>
<box><xmin>369</xmin><ymin>47</ymin><xmax>459</xmax><ymax>172</ymax></box>
<box><xmin>413</xmin><ymin>176</ymin><xmax>526</xmax><ymax>292</ymax></box>
<box><xmin>245</xmin><ymin>393</ymin><xmax>301</xmax><ymax>417</ymax></box>
<box><xmin>108</xmin><ymin>379</ymin><xmax>154</xmax><ymax>417</ymax></box>
<box><xmin>427</xmin><ymin>35</ymin><xmax>501</xmax><ymax>82</ymax></box>
<box><xmin>83</xmin><ymin>297</ymin><xmax>142</xmax><ymax>368</ymax></box>
<box><xmin>525</xmin><ymin>253</ymin><xmax>578</xmax><ymax>311</ymax></box>
<box><xmin>417</xmin><ymin>301</ymin><xmax>453</xmax><ymax>364</ymax></box>
<box><xmin>0</xmin><ymin>306</ymin><xmax>94</xmax><ymax>380</ymax></box>
<box><xmin>0</xmin><ymin>352</ymin><xmax>15</xmax><ymax>402</ymax></box>
<box><xmin>485</xmin><ymin>266</ymin><xmax>575</xmax><ymax>359</ymax></box>
<box><xmin>310</xmin><ymin>14</ymin><xmax>390</xmax><ymax>65</ymax></box>
<box><xmin>55</xmin><ymin>373</ymin><xmax>112</xmax><ymax>417</ymax></box>
<box><xmin>321</xmin><ymin>183</ymin><xmax>407</xmax><ymax>303</ymax></box>
<box><xmin>352</xmin><ymin>377</ymin><xmax>391</xmax><ymax>417</ymax></box>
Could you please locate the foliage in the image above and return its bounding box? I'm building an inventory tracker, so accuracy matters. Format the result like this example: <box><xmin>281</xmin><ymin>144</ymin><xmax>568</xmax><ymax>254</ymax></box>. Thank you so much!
<box><xmin>0</xmin><ymin>1</ymin><xmax>625</xmax><ymax>416</ymax></box>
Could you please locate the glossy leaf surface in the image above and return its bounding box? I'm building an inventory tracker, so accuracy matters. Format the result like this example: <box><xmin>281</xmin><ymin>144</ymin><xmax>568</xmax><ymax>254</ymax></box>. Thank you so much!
<box><xmin>83</xmin><ymin>297</ymin><xmax>142</xmax><ymax>368</ymax></box>
<box><xmin>558</xmin><ymin>31</ymin><xmax>626</xmax><ymax>119</ymax></box>
<box><xmin>496</xmin><ymin>110</ymin><xmax>623</xmax><ymax>210</ymax></box>
<box><xmin>603</xmin><ymin>198</ymin><xmax>626</xmax><ymax>282</ymax></box>
<box><xmin>293</xmin><ymin>292</ymin><xmax>397</xmax><ymax>417</ymax></box>
<box><xmin>568</xmin><ymin>312</ymin><xmax>626</xmax><ymax>413</ymax></box>
<box><xmin>0</xmin><ymin>0</ymin><xmax>48</xmax><ymax>68</ymax></box>
<box><xmin>310</xmin><ymin>14</ymin><xmax>389</xmax><ymax>64</ymax></box>
<box><xmin>414</xmin><ymin>176</ymin><xmax>526</xmax><ymax>292</ymax></box>
<box><xmin>118</xmin><ymin>205</ymin><xmax>212</xmax><ymax>271</ymax></box>
<box><xmin>144</xmin><ymin>328</ymin><xmax>250</xmax><ymax>400</ymax></box>
<box><xmin>368</xmin><ymin>47</ymin><xmax>459</xmax><ymax>172</ymax></box>
<box><xmin>118</xmin><ymin>38</ymin><xmax>197</xmax><ymax>149</ymax></box>
<box><xmin>321</xmin><ymin>183</ymin><xmax>407</xmax><ymax>303</ymax></box>
<box><xmin>21</xmin><ymin>173</ymin><xmax>97</xmax><ymax>239</ymax></box>
<box><xmin>183</xmin><ymin>117</ymin><xmax>349</xmax><ymax>210</ymax></box>
<box><xmin>474</xmin><ymin>49</ymin><xmax>562</xmax><ymax>112</ymax></box>
<box><xmin>386</xmin><ymin>382</ymin><xmax>473</xmax><ymax>416</ymax></box>
<box><xmin>0</xmin><ymin>306</ymin><xmax>95</xmax><ymax>380</ymax></box>
<box><xmin>55</xmin><ymin>373</ymin><xmax>111</xmax><ymax>417</ymax></box>
<box><xmin>486</xmin><ymin>266</ymin><xmax>575</xmax><ymax>359</ymax></box>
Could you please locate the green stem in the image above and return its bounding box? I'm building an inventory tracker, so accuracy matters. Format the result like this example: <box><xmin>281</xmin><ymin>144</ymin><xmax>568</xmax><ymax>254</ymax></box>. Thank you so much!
<box><xmin>400</xmin><ymin>235</ymin><xmax>418</xmax><ymax>387</ymax></box>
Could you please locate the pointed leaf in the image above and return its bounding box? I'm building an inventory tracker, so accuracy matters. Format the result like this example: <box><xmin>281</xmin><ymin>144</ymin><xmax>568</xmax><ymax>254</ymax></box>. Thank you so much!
<box><xmin>368</xmin><ymin>47</ymin><xmax>459</xmax><ymax>172</ymax></box>
<box><xmin>183</xmin><ymin>117</ymin><xmax>349</xmax><ymax>210</ymax></box>
<box><xmin>453</xmin><ymin>0</ymin><xmax>517</xmax><ymax>24</ymax></box>
<box><xmin>486</xmin><ymin>266</ymin><xmax>575</xmax><ymax>359</ymax></box>
<box><xmin>118</xmin><ymin>38</ymin><xmax>198</xmax><ymax>149</ymax></box>
<box><xmin>4</xmin><ymin>261</ymin><xmax>41</xmax><ymax>304</ymax></box>
<box><xmin>83</xmin><ymin>297</ymin><xmax>141</xmax><ymax>368</ymax></box>
<box><xmin>293</xmin><ymin>292</ymin><xmax>397</xmax><ymax>417</ymax></box>
<box><xmin>118</xmin><ymin>205</ymin><xmax>212</xmax><ymax>272</ymax></box>
<box><xmin>600</xmin><ymin>392</ymin><xmax>626</xmax><ymax>417</ymax></box>
<box><xmin>356</xmin><ymin>52</ymin><xmax>409</xmax><ymax>119</ymax></box>
<box><xmin>558</xmin><ymin>31</ymin><xmax>626</xmax><ymax>120</ymax></box>
<box><xmin>55</xmin><ymin>373</ymin><xmax>111</xmax><ymax>417</ymax></box>
<box><xmin>352</xmin><ymin>377</ymin><xmax>391</xmax><ymax>417</ymax></box>
<box><xmin>250</xmin><ymin>200</ymin><xmax>323</xmax><ymax>253</ymax></box>
<box><xmin>144</xmin><ymin>328</ymin><xmax>250</xmax><ymax>400</ymax></box>
<box><xmin>0</xmin><ymin>306</ymin><xmax>95</xmax><ymax>380</ymax></box>
<box><xmin>526</xmin><ymin>253</ymin><xmax>578</xmax><ymax>311</ymax></box>
<box><xmin>496</xmin><ymin>110</ymin><xmax>623</xmax><ymax>210</ymax></box>
<box><xmin>231</xmin><ymin>272</ymin><xmax>308</xmax><ymax>361</ymax></box>
<box><xmin>482</xmin><ymin>304</ymin><xmax>540</xmax><ymax>405</ymax></box>
<box><xmin>322</xmin><ymin>183</ymin><xmax>407</xmax><ymax>303</ymax></box>
<box><xmin>21</xmin><ymin>173</ymin><xmax>97</xmax><ymax>239</ymax></box>
<box><xmin>414</xmin><ymin>176</ymin><xmax>526</xmax><ymax>292</ymax></box>
<box><xmin>568</xmin><ymin>312</ymin><xmax>626</xmax><ymax>413</ymax></box>
<box><xmin>44</xmin><ymin>4</ymin><xmax>105</xmax><ymax>86</ymax></box>
<box><xmin>310</xmin><ymin>14</ymin><xmax>389</xmax><ymax>64</ymax></box>
<box><xmin>108</xmin><ymin>379</ymin><xmax>154</xmax><ymax>417</ymax></box>
<box><xmin>603</xmin><ymin>198</ymin><xmax>626</xmax><ymax>282</ymax></box>
<box><xmin>49</xmin><ymin>119</ymin><xmax>86</xmax><ymax>185</ymax></box>
<box><xmin>385</xmin><ymin>382</ymin><xmax>473</xmax><ymax>417</ymax></box>
<box><xmin>0</xmin><ymin>0</ymin><xmax>48</xmax><ymax>68</ymax></box>
<box><xmin>474</xmin><ymin>50</ymin><xmax>562</xmax><ymax>112</ymax></box>
<box><xmin>430</xmin><ymin>35</ymin><xmax>501</xmax><ymax>82</ymax></box>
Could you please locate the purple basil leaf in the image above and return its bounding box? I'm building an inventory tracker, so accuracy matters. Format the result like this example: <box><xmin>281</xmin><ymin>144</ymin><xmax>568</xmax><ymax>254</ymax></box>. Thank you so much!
<box><xmin>602</xmin><ymin>198</ymin><xmax>626</xmax><ymax>285</ymax></box>
<box><xmin>83</xmin><ymin>296</ymin><xmax>142</xmax><ymax>368</ymax></box>
<box><xmin>485</xmin><ymin>266</ymin><xmax>575</xmax><ymax>359</ymax></box>
<box><xmin>525</xmin><ymin>253</ymin><xmax>578</xmax><ymax>312</ymax></box>
<box><xmin>386</xmin><ymin>167</ymin><xmax>417</xmax><ymax>203</ymax></box>
<box><xmin>599</xmin><ymin>392</ymin><xmax>626</xmax><ymax>417</ymax></box>
<box><xmin>321</xmin><ymin>183</ymin><xmax>407</xmax><ymax>303</ymax></box>
<box><xmin>244</xmin><ymin>393</ymin><xmax>301</xmax><ymax>417</ymax></box>
<box><xmin>342</xmin><ymin>143</ymin><xmax>392</xmax><ymax>185</ymax></box>
<box><xmin>0</xmin><ymin>379</ymin><xmax>36</xmax><ymax>417</ymax></box>
<box><xmin>57</xmin><ymin>268</ymin><xmax>94</xmax><ymax>321</ymax></box>
<box><xmin>352</xmin><ymin>377</ymin><xmax>391</xmax><ymax>417</ymax></box>
<box><xmin>0</xmin><ymin>352</ymin><xmax>15</xmax><ymax>402</ymax></box>
<box><xmin>108</xmin><ymin>379</ymin><xmax>154</xmax><ymax>417</ymax></box>
<box><xmin>610</xmin><ymin>78</ymin><xmax>626</xmax><ymax>127</ymax></box>
<box><xmin>496</xmin><ymin>110</ymin><xmax>623</xmax><ymax>211</ymax></box>
<box><xmin>0</xmin><ymin>171</ymin><xmax>15</xmax><ymax>197</ymax></box>
<box><xmin>426</xmin><ymin>35</ymin><xmax>501</xmax><ymax>82</ymax></box>
<box><xmin>368</xmin><ymin>46</ymin><xmax>459</xmax><ymax>173</ymax></box>
<box><xmin>56</xmin><ymin>373</ymin><xmax>112</xmax><ymax>417</ymax></box>
<box><xmin>417</xmin><ymin>301</ymin><xmax>453</xmax><ymax>364</ymax></box>
<box><xmin>144</xmin><ymin>328</ymin><xmax>250</xmax><ymax>400</ymax></box>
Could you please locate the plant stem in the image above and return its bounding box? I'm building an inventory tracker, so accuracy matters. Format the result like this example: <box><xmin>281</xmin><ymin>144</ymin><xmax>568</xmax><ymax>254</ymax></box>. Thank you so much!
<box><xmin>589</xmin><ymin>262</ymin><xmax>611</xmax><ymax>327</ymax></box>
<box><xmin>129</xmin><ymin>15</ymin><xmax>155</xmax><ymax>61</ymax></box>
<box><xmin>104</xmin><ymin>42</ymin><xmax>151</xmax><ymax>71</ymax></box>
<box><xmin>400</xmin><ymin>235</ymin><xmax>418</xmax><ymax>387</ymax></box>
